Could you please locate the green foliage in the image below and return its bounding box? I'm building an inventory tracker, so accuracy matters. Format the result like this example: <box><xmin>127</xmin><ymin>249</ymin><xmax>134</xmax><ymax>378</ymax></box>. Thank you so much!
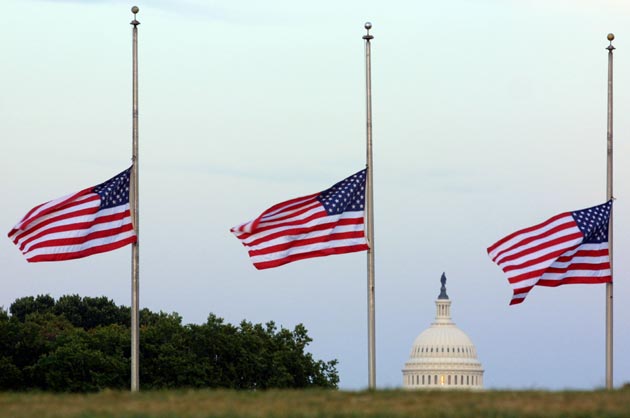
<box><xmin>0</xmin><ymin>295</ymin><xmax>338</xmax><ymax>392</ymax></box>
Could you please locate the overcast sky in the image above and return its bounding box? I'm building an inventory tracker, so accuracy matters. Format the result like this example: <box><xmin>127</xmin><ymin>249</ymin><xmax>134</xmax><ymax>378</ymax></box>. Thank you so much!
<box><xmin>2</xmin><ymin>0</ymin><xmax>630</xmax><ymax>390</ymax></box>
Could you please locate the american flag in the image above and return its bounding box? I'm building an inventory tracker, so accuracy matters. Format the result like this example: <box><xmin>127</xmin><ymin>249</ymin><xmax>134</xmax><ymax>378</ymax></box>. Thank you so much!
<box><xmin>487</xmin><ymin>201</ymin><xmax>612</xmax><ymax>305</ymax></box>
<box><xmin>8</xmin><ymin>167</ymin><xmax>137</xmax><ymax>262</ymax></box>
<box><xmin>231</xmin><ymin>169</ymin><xmax>369</xmax><ymax>270</ymax></box>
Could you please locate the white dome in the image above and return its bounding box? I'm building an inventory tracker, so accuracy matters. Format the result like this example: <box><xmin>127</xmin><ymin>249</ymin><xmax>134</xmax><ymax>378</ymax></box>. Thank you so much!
<box><xmin>402</xmin><ymin>274</ymin><xmax>484</xmax><ymax>389</ymax></box>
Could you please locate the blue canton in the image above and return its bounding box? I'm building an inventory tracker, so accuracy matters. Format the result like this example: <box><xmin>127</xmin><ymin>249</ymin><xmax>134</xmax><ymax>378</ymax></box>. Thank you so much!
<box><xmin>317</xmin><ymin>169</ymin><xmax>366</xmax><ymax>215</ymax></box>
<box><xmin>93</xmin><ymin>167</ymin><xmax>132</xmax><ymax>209</ymax></box>
<box><xmin>571</xmin><ymin>200</ymin><xmax>612</xmax><ymax>244</ymax></box>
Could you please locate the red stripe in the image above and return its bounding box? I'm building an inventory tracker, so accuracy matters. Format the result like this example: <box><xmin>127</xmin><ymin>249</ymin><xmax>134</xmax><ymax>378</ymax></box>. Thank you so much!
<box><xmin>490</xmin><ymin>221</ymin><xmax>575</xmax><ymax>263</ymax></box>
<box><xmin>537</xmin><ymin>276</ymin><xmax>611</xmax><ymax>287</ymax></box>
<box><xmin>508</xmin><ymin>286</ymin><xmax>533</xmax><ymax>305</ymax></box>
<box><xmin>507</xmin><ymin>259</ymin><xmax>610</xmax><ymax>285</ymax></box>
<box><xmin>26</xmin><ymin>236</ymin><xmax>137</xmax><ymax>263</ymax></box>
<box><xmin>17</xmin><ymin>188</ymin><xmax>94</xmax><ymax>230</ymax></box>
<box><xmin>555</xmin><ymin>248</ymin><xmax>608</xmax><ymax>262</ymax></box>
<box><xmin>9</xmin><ymin>194</ymin><xmax>100</xmax><ymax>244</ymax></box>
<box><xmin>17</xmin><ymin>210</ymin><xmax>129</xmax><ymax>251</ymax></box>
<box><xmin>505</xmin><ymin>247</ymin><xmax>608</xmax><ymax>283</ymax></box>
<box><xmin>253</xmin><ymin>244</ymin><xmax>369</xmax><ymax>270</ymax></box>
<box><xmin>259</xmin><ymin>201</ymin><xmax>320</xmax><ymax>224</ymax></box>
<box><xmin>488</xmin><ymin>212</ymin><xmax>571</xmax><ymax>254</ymax></box>
<box><xmin>244</xmin><ymin>193</ymin><xmax>319</xmax><ymax>233</ymax></box>
<box><xmin>501</xmin><ymin>245</ymin><xmax>577</xmax><ymax>275</ymax></box>
<box><xmin>248</xmin><ymin>230</ymin><xmax>366</xmax><ymax>257</ymax></box>
<box><xmin>507</xmin><ymin>268</ymin><xmax>548</xmax><ymax>284</ymax></box>
<box><xmin>509</xmin><ymin>274</ymin><xmax>611</xmax><ymax>305</ymax></box>
<box><xmin>545</xmin><ymin>262</ymin><xmax>610</xmax><ymax>275</ymax></box>
<box><xmin>495</xmin><ymin>231</ymin><xmax>582</xmax><ymax>267</ymax></box>
<box><xmin>235</xmin><ymin>210</ymin><xmax>328</xmax><ymax>240</ymax></box>
<box><xmin>25</xmin><ymin>222</ymin><xmax>135</xmax><ymax>253</ymax></box>
<box><xmin>245</xmin><ymin>217</ymin><xmax>364</xmax><ymax>247</ymax></box>
<box><xmin>14</xmin><ymin>195</ymin><xmax>100</xmax><ymax>243</ymax></box>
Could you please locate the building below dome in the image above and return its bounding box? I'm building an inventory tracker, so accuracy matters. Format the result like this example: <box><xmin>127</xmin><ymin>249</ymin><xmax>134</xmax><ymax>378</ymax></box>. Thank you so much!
<box><xmin>402</xmin><ymin>273</ymin><xmax>484</xmax><ymax>389</ymax></box>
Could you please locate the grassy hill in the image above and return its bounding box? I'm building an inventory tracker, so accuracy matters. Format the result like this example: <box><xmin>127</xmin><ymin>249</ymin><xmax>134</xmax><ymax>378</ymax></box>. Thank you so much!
<box><xmin>2</xmin><ymin>388</ymin><xmax>630</xmax><ymax>418</ymax></box>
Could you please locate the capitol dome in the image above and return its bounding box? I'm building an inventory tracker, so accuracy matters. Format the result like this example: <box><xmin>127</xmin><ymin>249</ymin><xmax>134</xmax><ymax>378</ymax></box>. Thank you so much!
<box><xmin>402</xmin><ymin>273</ymin><xmax>484</xmax><ymax>389</ymax></box>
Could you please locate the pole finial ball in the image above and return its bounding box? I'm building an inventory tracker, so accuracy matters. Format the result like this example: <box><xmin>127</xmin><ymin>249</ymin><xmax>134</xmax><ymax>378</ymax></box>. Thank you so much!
<box><xmin>364</xmin><ymin>22</ymin><xmax>372</xmax><ymax>30</ymax></box>
<box><xmin>607</xmin><ymin>33</ymin><xmax>615</xmax><ymax>41</ymax></box>
<box><xmin>131</xmin><ymin>6</ymin><xmax>140</xmax><ymax>14</ymax></box>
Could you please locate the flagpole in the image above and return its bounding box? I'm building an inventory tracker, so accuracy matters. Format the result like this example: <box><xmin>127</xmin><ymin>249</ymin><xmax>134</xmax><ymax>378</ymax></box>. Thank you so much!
<box><xmin>130</xmin><ymin>5</ymin><xmax>140</xmax><ymax>393</ymax></box>
<box><xmin>363</xmin><ymin>22</ymin><xmax>376</xmax><ymax>390</ymax></box>
<box><xmin>605</xmin><ymin>33</ymin><xmax>614</xmax><ymax>390</ymax></box>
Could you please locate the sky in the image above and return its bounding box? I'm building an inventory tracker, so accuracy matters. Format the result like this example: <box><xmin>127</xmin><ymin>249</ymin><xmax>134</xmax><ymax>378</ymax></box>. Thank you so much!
<box><xmin>2</xmin><ymin>0</ymin><xmax>630</xmax><ymax>390</ymax></box>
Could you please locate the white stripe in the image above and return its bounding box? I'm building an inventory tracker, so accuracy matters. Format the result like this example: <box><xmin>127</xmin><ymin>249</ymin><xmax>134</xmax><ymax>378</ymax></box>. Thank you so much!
<box><xmin>246</xmin><ymin>222</ymin><xmax>365</xmax><ymax>252</ymax></box>
<box><xmin>261</xmin><ymin>197</ymin><xmax>318</xmax><ymax>221</ymax></box>
<box><xmin>511</xmin><ymin>277</ymin><xmax>540</xmax><ymax>291</ymax></box>
<box><xmin>13</xmin><ymin>204</ymin><xmax>127</xmax><ymax>249</ymax></box>
<box><xmin>494</xmin><ymin>224</ymin><xmax>581</xmax><ymax>266</ymax></box>
<box><xmin>511</xmin><ymin>293</ymin><xmax>528</xmax><ymax>302</ymax></box>
<box><xmin>15</xmin><ymin>190</ymin><xmax>87</xmax><ymax>227</ymax></box>
<box><xmin>501</xmin><ymin>236</ymin><xmax>583</xmax><ymax>276</ymax></box>
<box><xmin>24</xmin><ymin>229</ymin><xmax>137</xmax><ymax>259</ymax></box>
<box><xmin>249</xmin><ymin>237</ymin><xmax>368</xmax><ymax>264</ymax></box>
<box><xmin>540</xmin><ymin>268</ymin><xmax>611</xmax><ymax>282</ymax></box>
<box><xmin>256</xmin><ymin>203</ymin><xmax>324</xmax><ymax>229</ymax></box>
<box><xmin>510</xmin><ymin>243</ymin><xmax>609</xmax><ymax>289</ymax></box>
<box><xmin>22</xmin><ymin>213</ymin><xmax>133</xmax><ymax>253</ymax></box>
<box><xmin>234</xmin><ymin>198</ymin><xmax>318</xmax><ymax>234</ymax></box>
<box><xmin>489</xmin><ymin>214</ymin><xmax>574</xmax><ymax>260</ymax></box>
<box><xmin>11</xmin><ymin>196</ymin><xmax>101</xmax><ymax>241</ymax></box>
<box><xmin>235</xmin><ymin>198</ymin><xmax>321</xmax><ymax>233</ymax></box>
<box><xmin>241</xmin><ymin>210</ymin><xmax>363</xmax><ymax>245</ymax></box>
<box><xmin>550</xmin><ymin>255</ymin><xmax>609</xmax><ymax>269</ymax></box>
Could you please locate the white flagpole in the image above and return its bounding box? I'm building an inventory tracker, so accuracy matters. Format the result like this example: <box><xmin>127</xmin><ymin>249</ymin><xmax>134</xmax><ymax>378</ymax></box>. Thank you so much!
<box><xmin>130</xmin><ymin>5</ymin><xmax>140</xmax><ymax>393</ymax></box>
<box><xmin>605</xmin><ymin>32</ymin><xmax>614</xmax><ymax>390</ymax></box>
<box><xmin>363</xmin><ymin>22</ymin><xmax>376</xmax><ymax>390</ymax></box>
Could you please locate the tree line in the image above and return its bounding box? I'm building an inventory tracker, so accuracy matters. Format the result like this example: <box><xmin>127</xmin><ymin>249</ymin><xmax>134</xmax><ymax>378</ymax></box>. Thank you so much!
<box><xmin>0</xmin><ymin>295</ymin><xmax>339</xmax><ymax>392</ymax></box>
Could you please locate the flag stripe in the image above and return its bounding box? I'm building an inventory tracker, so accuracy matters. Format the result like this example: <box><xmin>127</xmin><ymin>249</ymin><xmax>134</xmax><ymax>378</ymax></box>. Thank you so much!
<box><xmin>26</xmin><ymin>233</ymin><xmax>137</xmax><ymax>262</ymax></box>
<box><xmin>237</xmin><ymin>205</ymin><xmax>328</xmax><ymax>241</ymax></box>
<box><xmin>24</xmin><ymin>215</ymin><xmax>134</xmax><ymax>253</ymax></box>
<box><xmin>487</xmin><ymin>212</ymin><xmax>571</xmax><ymax>258</ymax></box>
<box><xmin>9</xmin><ymin>195</ymin><xmax>101</xmax><ymax>245</ymax></box>
<box><xmin>16</xmin><ymin>189</ymin><xmax>93</xmax><ymax>230</ymax></box>
<box><xmin>248</xmin><ymin>224</ymin><xmax>366</xmax><ymax>256</ymax></box>
<box><xmin>251</xmin><ymin>241</ymin><xmax>369</xmax><ymax>269</ymax></box>
<box><xmin>490</xmin><ymin>219</ymin><xmax>578</xmax><ymax>264</ymax></box>
<box><xmin>14</xmin><ymin>205</ymin><xmax>127</xmax><ymax>252</ymax></box>
<box><xmin>243</xmin><ymin>212</ymin><xmax>364</xmax><ymax>247</ymax></box>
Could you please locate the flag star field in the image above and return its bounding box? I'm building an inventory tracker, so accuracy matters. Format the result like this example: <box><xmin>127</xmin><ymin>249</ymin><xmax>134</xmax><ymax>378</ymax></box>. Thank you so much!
<box><xmin>318</xmin><ymin>170</ymin><xmax>366</xmax><ymax>215</ymax></box>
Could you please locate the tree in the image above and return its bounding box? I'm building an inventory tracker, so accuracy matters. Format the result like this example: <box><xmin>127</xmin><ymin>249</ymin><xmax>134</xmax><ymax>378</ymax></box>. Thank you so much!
<box><xmin>9</xmin><ymin>295</ymin><xmax>55</xmax><ymax>322</ymax></box>
<box><xmin>2</xmin><ymin>294</ymin><xmax>339</xmax><ymax>391</ymax></box>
